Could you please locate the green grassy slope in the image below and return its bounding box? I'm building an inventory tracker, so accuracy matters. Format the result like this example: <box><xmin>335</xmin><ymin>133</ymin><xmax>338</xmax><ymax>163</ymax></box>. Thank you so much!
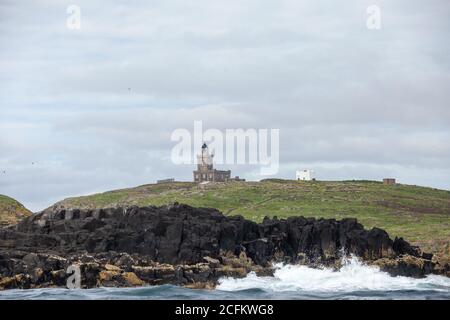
<box><xmin>0</xmin><ymin>194</ymin><xmax>32</xmax><ymax>227</ymax></box>
<box><xmin>50</xmin><ymin>180</ymin><xmax>450</xmax><ymax>254</ymax></box>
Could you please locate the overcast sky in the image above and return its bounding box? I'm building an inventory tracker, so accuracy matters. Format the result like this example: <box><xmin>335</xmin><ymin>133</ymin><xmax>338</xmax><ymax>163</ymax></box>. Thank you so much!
<box><xmin>1</xmin><ymin>0</ymin><xmax>449</xmax><ymax>211</ymax></box>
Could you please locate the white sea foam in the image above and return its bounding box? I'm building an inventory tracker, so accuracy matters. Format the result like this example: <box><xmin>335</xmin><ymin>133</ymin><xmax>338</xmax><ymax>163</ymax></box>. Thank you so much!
<box><xmin>216</xmin><ymin>256</ymin><xmax>450</xmax><ymax>293</ymax></box>
<box><xmin>1</xmin><ymin>256</ymin><xmax>448</xmax><ymax>300</ymax></box>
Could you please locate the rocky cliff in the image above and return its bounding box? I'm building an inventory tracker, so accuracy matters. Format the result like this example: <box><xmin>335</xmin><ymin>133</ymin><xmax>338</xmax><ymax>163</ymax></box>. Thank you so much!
<box><xmin>0</xmin><ymin>203</ymin><xmax>447</xmax><ymax>290</ymax></box>
<box><xmin>0</xmin><ymin>195</ymin><xmax>31</xmax><ymax>227</ymax></box>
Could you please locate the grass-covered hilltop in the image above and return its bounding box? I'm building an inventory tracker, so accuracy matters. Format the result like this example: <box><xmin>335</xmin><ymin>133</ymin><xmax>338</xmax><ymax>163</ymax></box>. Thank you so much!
<box><xmin>0</xmin><ymin>194</ymin><xmax>32</xmax><ymax>227</ymax></box>
<box><xmin>48</xmin><ymin>180</ymin><xmax>450</xmax><ymax>255</ymax></box>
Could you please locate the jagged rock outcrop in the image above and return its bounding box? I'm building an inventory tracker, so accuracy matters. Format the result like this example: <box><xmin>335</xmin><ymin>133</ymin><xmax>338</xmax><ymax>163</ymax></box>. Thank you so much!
<box><xmin>0</xmin><ymin>203</ymin><xmax>446</xmax><ymax>290</ymax></box>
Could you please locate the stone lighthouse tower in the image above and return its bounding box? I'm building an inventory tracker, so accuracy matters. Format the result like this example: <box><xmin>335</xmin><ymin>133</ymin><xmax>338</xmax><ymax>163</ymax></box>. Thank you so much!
<box><xmin>193</xmin><ymin>143</ymin><xmax>231</xmax><ymax>182</ymax></box>
<box><xmin>197</xmin><ymin>143</ymin><xmax>213</xmax><ymax>171</ymax></box>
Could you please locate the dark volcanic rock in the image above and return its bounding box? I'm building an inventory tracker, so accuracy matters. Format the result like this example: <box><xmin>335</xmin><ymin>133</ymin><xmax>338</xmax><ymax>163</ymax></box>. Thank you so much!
<box><xmin>0</xmin><ymin>203</ymin><xmax>443</xmax><ymax>289</ymax></box>
<box><xmin>2</xmin><ymin>204</ymin><xmax>398</xmax><ymax>264</ymax></box>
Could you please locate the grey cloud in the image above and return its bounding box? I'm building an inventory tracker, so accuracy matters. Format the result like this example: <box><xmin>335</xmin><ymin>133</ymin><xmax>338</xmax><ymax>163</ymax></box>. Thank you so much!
<box><xmin>0</xmin><ymin>0</ymin><xmax>449</xmax><ymax>211</ymax></box>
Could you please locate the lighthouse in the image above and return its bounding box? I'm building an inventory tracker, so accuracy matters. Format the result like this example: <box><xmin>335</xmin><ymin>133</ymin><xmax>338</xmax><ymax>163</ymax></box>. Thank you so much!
<box><xmin>193</xmin><ymin>143</ymin><xmax>231</xmax><ymax>182</ymax></box>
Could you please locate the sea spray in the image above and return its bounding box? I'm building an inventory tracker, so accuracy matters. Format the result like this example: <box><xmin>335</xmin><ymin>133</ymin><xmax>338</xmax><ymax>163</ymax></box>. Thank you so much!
<box><xmin>216</xmin><ymin>255</ymin><xmax>450</xmax><ymax>293</ymax></box>
<box><xmin>1</xmin><ymin>263</ymin><xmax>449</xmax><ymax>300</ymax></box>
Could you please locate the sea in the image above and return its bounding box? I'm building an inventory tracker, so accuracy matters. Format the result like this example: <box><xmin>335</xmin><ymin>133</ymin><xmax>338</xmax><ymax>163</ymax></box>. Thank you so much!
<box><xmin>1</xmin><ymin>256</ymin><xmax>449</xmax><ymax>300</ymax></box>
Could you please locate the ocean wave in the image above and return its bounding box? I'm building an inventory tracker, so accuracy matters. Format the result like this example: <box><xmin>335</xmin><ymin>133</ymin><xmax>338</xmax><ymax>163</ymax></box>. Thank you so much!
<box><xmin>1</xmin><ymin>256</ymin><xmax>449</xmax><ymax>300</ymax></box>
<box><xmin>216</xmin><ymin>256</ymin><xmax>450</xmax><ymax>293</ymax></box>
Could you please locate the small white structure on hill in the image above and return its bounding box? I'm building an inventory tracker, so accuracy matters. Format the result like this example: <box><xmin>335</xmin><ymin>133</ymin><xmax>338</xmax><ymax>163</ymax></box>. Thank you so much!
<box><xmin>296</xmin><ymin>169</ymin><xmax>315</xmax><ymax>181</ymax></box>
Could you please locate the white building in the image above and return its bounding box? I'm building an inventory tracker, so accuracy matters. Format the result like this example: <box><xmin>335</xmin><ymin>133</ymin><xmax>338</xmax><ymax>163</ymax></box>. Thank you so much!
<box><xmin>296</xmin><ymin>169</ymin><xmax>315</xmax><ymax>181</ymax></box>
